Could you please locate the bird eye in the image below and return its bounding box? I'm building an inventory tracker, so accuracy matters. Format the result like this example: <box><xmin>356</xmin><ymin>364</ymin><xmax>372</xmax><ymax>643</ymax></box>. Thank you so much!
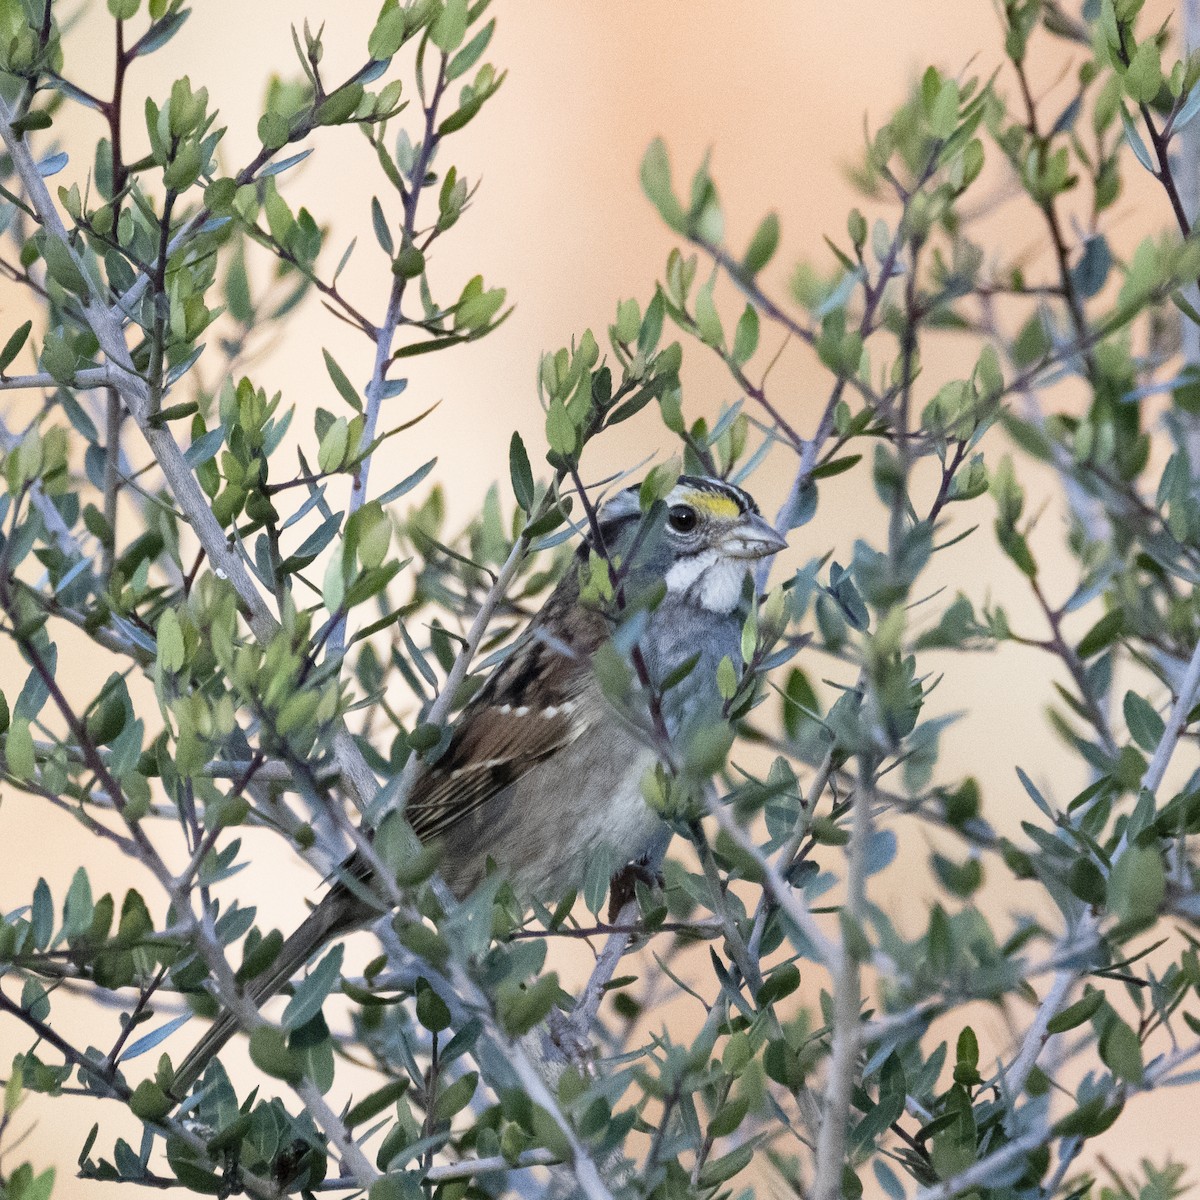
<box><xmin>668</xmin><ymin>504</ymin><xmax>698</xmax><ymax>533</ymax></box>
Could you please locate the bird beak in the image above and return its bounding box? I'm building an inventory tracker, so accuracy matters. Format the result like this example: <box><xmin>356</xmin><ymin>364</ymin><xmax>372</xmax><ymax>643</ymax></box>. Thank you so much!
<box><xmin>722</xmin><ymin>513</ymin><xmax>788</xmax><ymax>559</ymax></box>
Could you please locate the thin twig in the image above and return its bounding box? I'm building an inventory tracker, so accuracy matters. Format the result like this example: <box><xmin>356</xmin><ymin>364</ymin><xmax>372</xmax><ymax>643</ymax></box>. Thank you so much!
<box><xmin>1142</xmin><ymin>635</ymin><xmax>1200</xmax><ymax>796</ymax></box>
<box><xmin>998</xmin><ymin>914</ymin><xmax>1098</xmax><ymax>1100</ymax></box>
<box><xmin>811</xmin><ymin>758</ymin><xmax>872</xmax><ymax>1200</ymax></box>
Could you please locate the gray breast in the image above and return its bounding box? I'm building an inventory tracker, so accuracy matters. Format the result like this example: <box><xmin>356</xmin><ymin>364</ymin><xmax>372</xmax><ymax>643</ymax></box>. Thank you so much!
<box><xmin>642</xmin><ymin>600</ymin><xmax>743</xmax><ymax>736</ymax></box>
<box><xmin>434</xmin><ymin>687</ymin><xmax>659</xmax><ymax>899</ymax></box>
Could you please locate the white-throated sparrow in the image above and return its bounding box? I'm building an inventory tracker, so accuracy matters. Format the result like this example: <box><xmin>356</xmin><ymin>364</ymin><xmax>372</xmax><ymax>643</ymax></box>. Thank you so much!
<box><xmin>169</xmin><ymin>473</ymin><xmax>785</xmax><ymax>1096</ymax></box>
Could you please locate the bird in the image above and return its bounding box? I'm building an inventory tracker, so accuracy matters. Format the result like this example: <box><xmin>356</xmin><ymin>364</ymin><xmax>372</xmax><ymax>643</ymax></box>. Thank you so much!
<box><xmin>168</xmin><ymin>473</ymin><xmax>786</xmax><ymax>1097</ymax></box>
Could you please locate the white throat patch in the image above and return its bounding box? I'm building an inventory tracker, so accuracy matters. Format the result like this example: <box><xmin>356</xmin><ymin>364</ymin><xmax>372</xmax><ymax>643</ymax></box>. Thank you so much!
<box><xmin>664</xmin><ymin>550</ymin><xmax>746</xmax><ymax>614</ymax></box>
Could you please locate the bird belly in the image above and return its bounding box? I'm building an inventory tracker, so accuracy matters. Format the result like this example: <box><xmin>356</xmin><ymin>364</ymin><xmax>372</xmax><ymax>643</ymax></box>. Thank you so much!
<box><xmin>438</xmin><ymin>725</ymin><xmax>660</xmax><ymax>901</ymax></box>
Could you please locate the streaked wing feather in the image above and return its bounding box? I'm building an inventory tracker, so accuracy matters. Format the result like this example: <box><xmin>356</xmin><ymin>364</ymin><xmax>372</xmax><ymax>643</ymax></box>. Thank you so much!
<box><xmin>408</xmin><ymin>580</ymin><xmax>609</xmax><ymax>842</ymax></box>
<box><xmin>406</xmin><ymin>695</ymin><xmax>586</xmax><ymax>841</ymax></box>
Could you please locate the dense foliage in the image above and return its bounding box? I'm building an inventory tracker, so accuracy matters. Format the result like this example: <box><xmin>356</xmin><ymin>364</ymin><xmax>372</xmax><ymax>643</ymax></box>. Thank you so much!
<box><xmin>0</xmin><ymin>1</ymin><xmax>1198</xmax><ymax>1198</ymax></box>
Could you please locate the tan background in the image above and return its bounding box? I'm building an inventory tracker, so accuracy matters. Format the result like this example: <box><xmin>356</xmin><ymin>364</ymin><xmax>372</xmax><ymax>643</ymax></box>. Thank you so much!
<box><xmin>0</xmin><ymin>0</ymin><xmax>1196</xmax><ymax>1194</ymax></box>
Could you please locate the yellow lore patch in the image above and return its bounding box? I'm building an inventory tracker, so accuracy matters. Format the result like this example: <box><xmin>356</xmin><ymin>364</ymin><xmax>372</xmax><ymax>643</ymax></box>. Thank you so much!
<box><xmin>682</xmin><ymin>489</ymin><xmax>741</xmax><ymax>519</ymax></box>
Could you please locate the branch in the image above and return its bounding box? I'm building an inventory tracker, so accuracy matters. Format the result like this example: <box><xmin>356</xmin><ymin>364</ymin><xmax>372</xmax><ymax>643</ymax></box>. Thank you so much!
<box><xmin>0</xmin><ymin>93</ymin><xmax>380</xmax><ymax>818</ymax></box>
<box><xmin>811</xmin><ymin>759</ymin><xmax>872</xmax><ymax>1200</ymax></box>
<box><xmin>918</xmin><ymin>1035</ymin><xmax>1200</xmax><ymax>1200</ymax></box>
<box><xmin>0</xmin><ymin>417</ymin><xmax>96</xmax><ymax>564</ymax></box>
<box><xmin>0</xmin><ymin>989</ymin><xmax>287</xmax><ymax>1199</ymax></box>
<box><xmin>1142</xmin><ymin>633</ymin><xmax>1200</xmax><ymax>796</ymax></box>
<box><xmin>1011</xmin><ymin>56</ymin><xmax>1098</xmax><ymax>384</ymax></box>
<box><xmin>294</xmin><ymin>1078</ymin><xmax>378</xmax><ymax>1188</ymax></box>
<box><xmin>0</xmin><ymin>366</ymin><xmax>115</xmax><ymax>390</ymax></box>
<box><xmin>998</xmin><ymin>912</ymin><xmax>1099</xmax><ymax>1100</ymax></box>
<box><xmin>751</xmin><ymin>166</ymin><xmax>927</xmax><ymax>590</ymax></box>
<box><xmin>704</xmin><ymin>785</ymin><xmax>842</xmax><ymax>972</ymax></box>
<box><xmin>307</xmin><ymin>1151</ymin><xmax>559</xmax><ymax>1191</ymax></box>
<box><xmin>566</xmin><ymin>903</ymin><xmax>638</xmax><ymax>1040</ymax></box>
<box><xmin>911</xmin><ymin>1128</ymin><xmax>1049</xmax><ymax>1200</ymax></box>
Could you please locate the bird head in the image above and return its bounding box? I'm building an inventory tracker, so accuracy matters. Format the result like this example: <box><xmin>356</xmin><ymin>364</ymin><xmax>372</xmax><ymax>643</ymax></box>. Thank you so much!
<box><xmin>592</xmin><ymin>475</ymin><xmax>786</xmax><ymax>614</ymax></box>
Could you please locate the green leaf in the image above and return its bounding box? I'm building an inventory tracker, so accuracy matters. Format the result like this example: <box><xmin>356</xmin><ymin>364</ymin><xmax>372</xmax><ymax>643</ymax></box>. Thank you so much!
<box><xmin>811</xmin><ymin>453</ymin><xmax>862</xmax><ymax>480</ymax></box>
<box><xmin>1046</xmin><ymin>989</ymin><xmax>1104</xmax><ymax>1035</ymax></box>
<box><xmin>20</xmin><ymin>978</ymin><xmax>49</xmax><ymax>1023</ymax></box>
<box><xmin>368</xmin><ymin>8</ymin><xmax>407</xmax><ymax>60</ymax></box>
<box><xmin>315</xmin><ymin>82</ymin><xmax>365</xmax><ymax>126</ymax></box>
<box><xmin>4</xmin><ymin>1067</ymin><xmax>21</xmax><ymax>1116</ymax></box>
<box><xmin>238</xmin><ymin>929</ymin><xmax>283</xmax><ymax>983</ymax></box>
<box><xmin>40</xmin><ymin>329</ymin><xmax>80</xmax><ymax>384</ymax></box>
<box><xmin>755</xmin><ymin>963</ymin><xmax>800</xmax><ymax>1006</ymax></box>
<box><xmin>1120</xmin><ymin>104</ymin><xmax>1156</xmax><ymax>173</ymax></box>
<box><xmin>509</xmin><ymin>431</ymin><xmax>534</xmax><ymax>512</ymax></box>
<box><xmin>1107</xmin><ymin>844</ymin><xmax>1165</xmax><ymax>929</ymax></box>
<box><xmin>1053</xmin><ymin>1094</ymin><xmax>1123</xmax><ymax>1138</ymax></box>
<box><xmin>156</xmin><ymin>609</ymin><xmax>185</xmax><ymax>674</ymax></box>
<box><xmin>446</xmin><ymin>18</ymin><xmax>494</xmax><ymax>80</ymax></box>
<box><xmin>1123</xmin><ymin>690</ymin><xmax>1164</xmax><ymax>753</ymax></box>
<box><xmin>698</xmin><ymin>1142</ymin><xmax>754</xmax><ymax>1188</ymax></box>
<box><xmin>709</xmin><ymin>1095</ymin><xmax>750</xmax><ymax>1139</ymax></box>
<box><xmin>356</xmin><ymin>505</ymin><xmax>391</xmax><ymax>570</ymax></box>
<box><xmin>433</xmin><ymin>1070</ymin><xmax>477</xmax><ymax>1120</ymax></box>
<box><xmin>499</xmin><ymin>973</ymin><xmax>560</xmax><ymax>1035</ymax></box>
<box><xmin>732</xmin><ymin>304</ymin><xmax>759</xmax><ymax>365</ymax></box>
<box><xmin>640</xmin><ymin>138</ymin><xmax>686</xmax><ymax>233</ymax></box>
<box><xmin>392</xmin><ymin>243</ymin><xmax>425</xmax><ymax>278</ymax></box>
<box><xmin>694</xmin><ymin>280</ymin><xmax>724</xmax><ymax>348</ymax></box>
<box><xmin>429</xmin><ymin>0</ymin><xmax>467</xmax><ymax>52</ymax></box>
<box><xmin>743</xmin><ymin>211</ymin><xmax>780</xmax><ymax>275</ymax></box>
<box><xmin>248</xmin><ymin>1025</ymin><xmax>302</xmax><ymax>1082</ymax></box>
<box><xmin>454</xmin><ymin>278</ymin><xmax>506</xmax><ymax>331</ymax></box>
<box><xmin>545</xmin><ymin>398</ymin><xmax>576</xmax><ymax>459</ymax></box>
<box><xmin>6</xmin><ymin>719</ymin><xmax>34</xmax><ymax>780</ymax></box>
<box><xmin>0</xmin><ymin>321</ymin><xmax>31</xmax><ymax>373</ymax></box>
<box><xmin>370</xmin><ymin>1180</ymin><xmax>418</xmax><ymax>1200</ymax></box>
<box><xmin>282</xmin><ymin>945</ymin><xmax>344</xmax><ymax>1029</ymax></box>
<box><xmin>40</xmin><ymin>236</ymin><xmax>90</xmax><ymax>297</ymax></box>
<box><xmin>30</xmin><ymin>879</ymin><xmax>52</xmax><ymax>950</ymax></box>
<box><xmin>415</xmin><ymin>978</ymin><xmax>451</xmax><ymax>1032</ymax></box>
<box><xmin>716</xmin><ymin>654</ymin><xmax>738</xmax><ymax>701</ymax></box>
<box><xmin>371</xmin><ymin>196</ymin><xmax>394</xmax><ymax>255</ymax></box>
<box><xmin>1077</xmin><ymin>608</ymin><xmax>1123</xmax><ymax>658</ymax></box>
<box><xmin>129</xmin><ymin>1079</ymin><xmax>172</xmax><ymax>1121</ymax></box>
<box><xmin>317</xmin><ymin>416</ymin><xmax>350</xmax><ymax>473</ymax></box>
<box><xmin>1126</xmin><ymin>38</ymin><xmax>1163</xmax><ymax>104</ymax></box>
<box><xmin>1100</xmin><ymin>1016</ymin><xmax>1144</xmax><ymax>1083</ymax></box>
<box><xmin>346</xmin><ymin>1079</ymin><xmax>410</xmax><ymax>1126</ymax></box>
<box><xmin>107</xmin><ymin>0</ymin><xmax>140</xmax><ymax>18</ymax></box>
<box><xmin>323</xmin><ymin>350</ymin><xmax>363</xmax><ymax>412</ymax></box>
<box><xmin>63</xmin><ymin>867</ymin><xmax>93</xmax><ymax>939</ymax></box>
<box><xmin>116</xmin><ymin>889</ymin><xmax>152</xmax><ymax>944</ymax></box>
<box><xmin>956</xmin><ymin>1026</ymin><xmax>979</xmax><ymax>1069</ymax></box>
<box><xmin>291</xmin><ymin>1011</ymin><xmax>334</xmax><ymax>1091</ymax></box>
<box><xmin>1066</xmin><ymin>857</ymin><xmax>1106</xmax><ymax>906</ymax></box>
<box><xmin>392</xmin><ymin>333</ymin><xmax>468</xmax><ymax>359</ymax></box>
<box><xmin>995</xmin><ymin>522</ymin><xmax>1037</xmax><ymax>577</ymax></box>
<box><xmin>929</xmin><ymin>77</ymin><xmax>960</xmax><ymax>139</ymax></box>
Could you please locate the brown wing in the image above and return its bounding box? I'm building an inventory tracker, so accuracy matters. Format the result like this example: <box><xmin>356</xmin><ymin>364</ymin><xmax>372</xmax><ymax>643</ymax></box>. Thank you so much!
<box><xmin>406</xmin><ymin>698</ymin><xmax>583</xmax><ymax>840</ymax></box>
<box><xmin>407</xmin><ymin>573</ymin><xmax>609</xmax><ymax>842</ymax></box>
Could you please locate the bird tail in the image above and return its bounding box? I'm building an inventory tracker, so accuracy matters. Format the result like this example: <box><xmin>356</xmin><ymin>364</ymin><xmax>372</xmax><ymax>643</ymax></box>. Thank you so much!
<box><xmin>167</xmin><ymin>891</ymin><xmax>356</xmax><ymax>1101</ymax></box>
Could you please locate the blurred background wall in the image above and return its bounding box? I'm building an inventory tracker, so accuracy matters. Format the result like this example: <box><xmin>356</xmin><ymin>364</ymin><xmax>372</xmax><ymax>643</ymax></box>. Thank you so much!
<box><xmin>0</xmin><ymin>0</ymin><xmax>1194</xmax><ymax>1194</ymax></box>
